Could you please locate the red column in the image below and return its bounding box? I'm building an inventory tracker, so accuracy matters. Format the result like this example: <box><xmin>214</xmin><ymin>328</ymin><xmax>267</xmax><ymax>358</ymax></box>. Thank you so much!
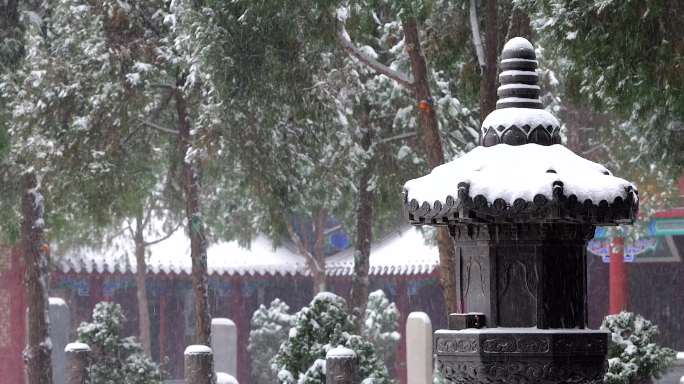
<box><xmin>159</xmin><ymin>290</ymin><xmax>167</xmax><ymax>362</ymax></box>
<box><xmin>0</xmin><ymin>246</ymin><xmax>26</xmax><ymax>384</ymax></box>
<box><xmin>609</xmin><ymin>237</ymin><xmax>627</xmax><ymax>314</ymax></box>
<box><xmin>395</xmin><ymin>278</ymin><xmax>409</xmax><ymax>384</ymax></box>
<box><xmin>90</xmin><ymin>274</ymin><xmax>105</xmax><ymax>307</ymax></box>
<box><xmin>230</xmin><ymin>276</ymin><xmax>247</xmax><ymax>384</ymax></box>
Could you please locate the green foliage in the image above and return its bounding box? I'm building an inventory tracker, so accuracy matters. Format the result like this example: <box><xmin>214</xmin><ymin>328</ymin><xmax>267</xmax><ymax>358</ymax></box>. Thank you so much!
<box><xmin>519</xmin><ymin>0</ymin><xmax>684</xmax><ymax>171</ymax></box>
<box><xmin>248</xmin><ymin>299</ymin><xmax>295</xmax><ymax>384</ymax></box>
<box><xmin>77</xmin><ymin>302</ymin><xmax>163</xmax><ymax>384</ymax></box>
<box><xmin>362</xmin><ymin>290</ymin><xmax>400</xmax><ymax>364</ymax></box>
<box><xmin>250</xmin><ymin>291</ymin><xmax>400</xmax><ymax>384</ymax></box>
<box><xmin>0</xmin><ymin>0</ymin><xmax>171</xmax><ymax>245</ymax></box>
<box><xmin>601</xmin><ymin>311</ymin><xmax>676</xmax><ymax>384</ymax></box>
<box><xmin>272</xmin><ymin>292</ymin><xmax>391</xmax><ymax>384</ymax></box>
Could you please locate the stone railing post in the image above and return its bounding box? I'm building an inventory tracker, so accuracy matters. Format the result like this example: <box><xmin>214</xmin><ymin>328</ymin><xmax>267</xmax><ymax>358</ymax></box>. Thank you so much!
<box><xmin>185</xmin><ymin>345</ymin><xmax>216</xmax><ymax>384</ymax></box>
<box><xmin>65</xmin><ymin>342</ymin><xmax>90</xmax><ymax>384</ymax></box>
<box><xmin>211</xmin><ymin>318</ymin><xmax>237</xmax><ymax>377</ymax></box>
<box><xmin>50</xmin><ymin>297</ymin><xmax>70</xmax><ymax>384</ymax></box>
<box><xmin>326</xmin><ymin>346</ymin><xmax>358</xmax><ymax>384</ymax></box>
<box><xmin>406</xmin><ymin>312</ymin><xmax>433</xmax><ymax>384</ymax></box>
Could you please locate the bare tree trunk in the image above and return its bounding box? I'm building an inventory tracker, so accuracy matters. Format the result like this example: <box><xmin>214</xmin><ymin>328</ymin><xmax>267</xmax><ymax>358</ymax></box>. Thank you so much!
<box><xmin>479</xmin><ymin>0</ymin><xmax>498</xmax><ymax>122</ymax></box>
<box><xmin>134</xmin><ymin>213</ymin><xmax>152</xmax><ymax>356</ymax></box>
<box><xmin>337</xmin><ymin>14</ymin><xmax>461</xmax><ymax>316</ymax></box>
<box><xmin>403</xmin><ymin>19</ymin><xmax>460</xmax><ymax>316</ymax></box>
<box><xmin>22</xmin><ymin>173</ymin><xmax>53</xmax><ymax>384</ymax></box>
<box><xmin>350</xmin><ymin>118</ymin><xmax>374</xmax><ymax>331</ymax></box>
<box><xmin>175</xmin><ymin>87</ymin><xmax>211</xmax><ymax>346</ymax></box>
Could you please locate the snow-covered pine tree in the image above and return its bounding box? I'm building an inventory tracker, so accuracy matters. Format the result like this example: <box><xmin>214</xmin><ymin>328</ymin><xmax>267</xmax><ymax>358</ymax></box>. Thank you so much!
<box><xmin>248</xmin><ymin>299</ymin><xmax>295</xmax><ymax>384</ymax></box>
<box><xmin>336</xmin><ymin>0</ymin><xmax>481</xmax><ymax>318</ymax></box>
<box><xmin>77</xmin><ymin>302</ymin><xmax>162</xmax><ymax>384</ymax></box>
<box><xmin>518</xmin><ymin>0</ymin><xmax>683</xmax><ymax>183</ymax></box>
<box><xmin>362</xmin><ymin>290</ymin><xmax>400</xmax><ymax>365</ymax></box>
<box><xmin>602</xmin><ymin>312</ymin><xmax>676</xmax><ymax>384</ymax></box>
<box><xmin>272</xmin><ymin>292</ymin><xmax>391</xmax><ymax>384</ymax></box>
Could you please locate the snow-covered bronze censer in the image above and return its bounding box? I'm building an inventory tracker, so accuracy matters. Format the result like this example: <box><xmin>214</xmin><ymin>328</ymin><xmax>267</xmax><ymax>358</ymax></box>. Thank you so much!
<box><xmin>403</xmin><ymin>37</ymin><xmax>638</xmax><ymax>384</ymax></box>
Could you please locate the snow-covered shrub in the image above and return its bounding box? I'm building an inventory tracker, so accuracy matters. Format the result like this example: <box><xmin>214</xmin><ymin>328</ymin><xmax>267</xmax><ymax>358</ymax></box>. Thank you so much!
<box><xmin>248</xmin><ymin>299</ymin><xmax>295</xmax><ymax>384</ymax></box>
<box><xmin>362</xmin><ymin>290</ymin><xmax>400</xmax><ymax>364</ymax></box>
<box><xmin>77</xmin><ymin>302</ymin><xmax>162</xmax><ymax>384</ymax></box>
<box><xmin>272</xmin><ymin>292</ymin><xmax>391</xmax><ymax>384</ymax></box>
<box><xmin>602</xmin><ymin>311</ymin><xmax>676</xmax><ymax>384</ymax></box>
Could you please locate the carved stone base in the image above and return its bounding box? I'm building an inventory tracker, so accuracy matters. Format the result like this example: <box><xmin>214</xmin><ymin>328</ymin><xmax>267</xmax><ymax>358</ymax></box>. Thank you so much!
<box><xmin>435</xmin><ymin>328</ymin><xmax>608</xmax><ymax>384</ymax></box>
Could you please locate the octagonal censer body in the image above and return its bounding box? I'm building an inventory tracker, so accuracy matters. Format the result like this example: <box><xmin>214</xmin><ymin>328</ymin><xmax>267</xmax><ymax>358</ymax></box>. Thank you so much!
<box><xmin>402</xmin><ymin>37</ymin><xmax>638</xmax><ymax>384</ymax></box>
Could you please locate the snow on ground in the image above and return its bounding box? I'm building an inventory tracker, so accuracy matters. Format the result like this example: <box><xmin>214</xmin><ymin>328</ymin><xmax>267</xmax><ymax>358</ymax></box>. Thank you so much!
<box><xmin>404</xmin><ymin>143</ymin><xmax>636</xmax><ymax>206</ymax></box>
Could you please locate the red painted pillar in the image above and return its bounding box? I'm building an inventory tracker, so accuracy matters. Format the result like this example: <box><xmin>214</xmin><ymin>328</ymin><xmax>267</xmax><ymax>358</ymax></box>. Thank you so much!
<box><xmin>0</xmin><ymin>246</ymin><xmax>26</xmax><ymax>384</ymax></box>
<box><xmin>230</xmin><ymin>276</ymin><xmax>248</xmax><ymax>384</ymax></box>
<box><xmin>90</xmin><ymin>274</ymin><xmax>105</xmax><ymax>307</ymax></box>
<box><xmin>395</xmin><ymin>278</ymin><xmax>409</xmax><ymax>384</ymax></box>
<box><xmin>159</xmin><ymin>290</ymin><xmax>167</xmax><ymax>362</ymax></box>
<box><xmin>609</xmin><ymin>237</ymin><xmax>627</xmax><ymax>314</ymax></box>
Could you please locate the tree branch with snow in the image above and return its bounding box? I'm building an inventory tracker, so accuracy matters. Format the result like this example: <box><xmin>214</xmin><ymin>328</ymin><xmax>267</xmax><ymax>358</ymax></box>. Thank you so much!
<box><xmin>286</xmin><ymin>221</ymin><xmax>323</xmax><ymax>274</ymax></box>
<box><xmin>335</xmin><ymin>7</ymin><xmax>414</xmax><ymax>89</ymax></box>
<box><xmin>144</xmin><ymin>222</ymin><xmax>182</xmax><ymax>247</ymax></box>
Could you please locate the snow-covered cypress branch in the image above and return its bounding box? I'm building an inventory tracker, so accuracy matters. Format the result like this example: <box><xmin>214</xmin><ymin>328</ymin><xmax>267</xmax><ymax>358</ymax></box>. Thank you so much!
<box><xmin>335</xmin><ymin>7</ymin><xmax>414</xmax><ymax>89</ymax></box>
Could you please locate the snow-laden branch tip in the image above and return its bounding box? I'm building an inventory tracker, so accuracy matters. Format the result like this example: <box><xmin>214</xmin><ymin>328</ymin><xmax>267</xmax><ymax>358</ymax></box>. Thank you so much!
<box><xmin>469</xmin><ymin>0</ymin><xmax>486</xmax><ymax>71</ymax></box>
<box><xmin>336</xmin><ymin>6</ymin><xmax>349</xmax><ymax>22</ymax></box>
<box><xmin>335</xmin><ymin>9</ymin><xmax>414</xmax><ymax>89</ymax></box>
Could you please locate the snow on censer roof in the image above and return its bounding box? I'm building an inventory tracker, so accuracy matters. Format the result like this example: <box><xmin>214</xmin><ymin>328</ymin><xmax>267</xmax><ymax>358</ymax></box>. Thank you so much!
<box><xmin>404</xmin><ymin>144</ymin><xmax>635</xmax><ymax>208</ymax></box>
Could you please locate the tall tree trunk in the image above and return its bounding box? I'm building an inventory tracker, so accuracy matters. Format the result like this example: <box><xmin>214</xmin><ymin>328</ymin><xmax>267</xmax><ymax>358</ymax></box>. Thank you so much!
<box><xmin>505</xmin><ymin>5</ymin><xmax>532</xmax><ymax>42</ymax></box>
<box><xmin>175</xmin><ymin>87</ymin><xmax>211</xmax><ymax>346</ymax></box>
<box><xmin>403</xmin><ymin>18</ymin><xmax>460</xmax><ymax>316</ymax></box>
<box><xmin>312</xmin><ymin>209</ymin><xmax>327</xmax><ymax>293</ymax></box>
<box><xmin>350</xmin><ymin>118</ymin><xmax>374</xmax><ymax>332</ymax></box>
<box><xmin>134</xmin><ymin>213</ymin><xmax>152</xmax><ymax>356</ymax></box>
<box><xmin>22</xmin><ymin>173</ymin><xmax>52</xmax><ymax>384</ymax></box>
<box><xmin>479</xmin><ymin>0</ymin><xmax>498</xmax><ymax>122</ymax></box>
